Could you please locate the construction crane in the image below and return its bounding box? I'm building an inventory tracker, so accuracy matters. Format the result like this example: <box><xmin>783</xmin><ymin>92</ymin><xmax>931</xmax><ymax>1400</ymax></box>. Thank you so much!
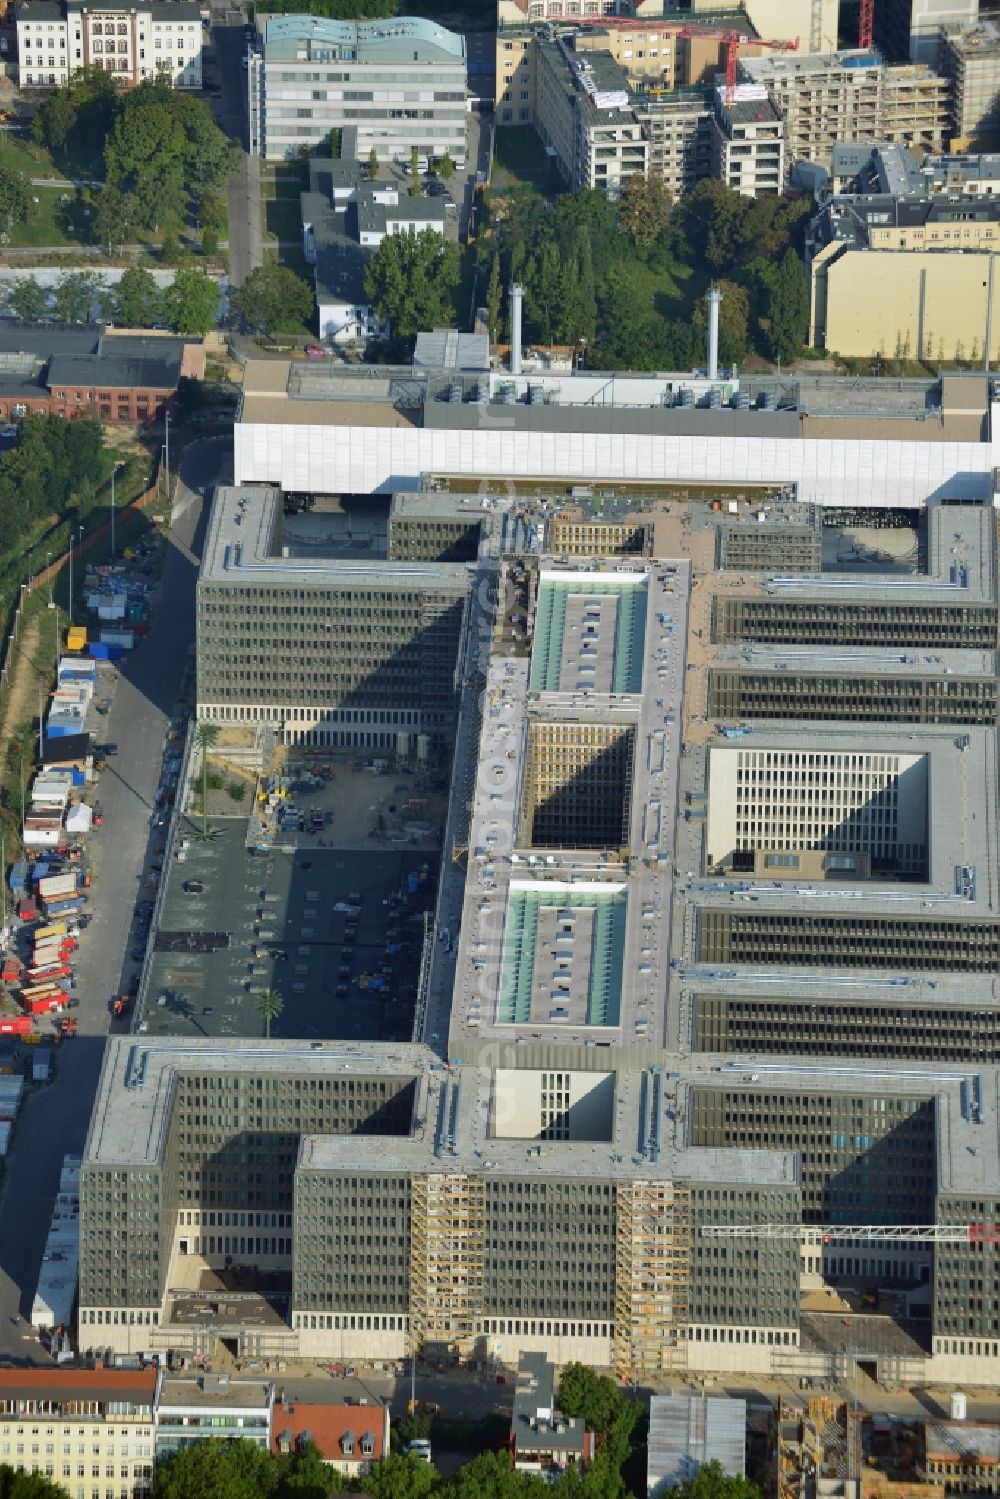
<box><xmin>701</xmin><ymin>1223</ymin><xmax>1000</xmax><ymax>1244</ymax></box>
<box><xmin>859</xmin><ymin>0</ymin><xmax>875</xmax><ymax>51</ymax></box>
<box><xmin>571</xmin><ymin>16</ymin><xmax>799</xmax><ymax>104</ymax></box>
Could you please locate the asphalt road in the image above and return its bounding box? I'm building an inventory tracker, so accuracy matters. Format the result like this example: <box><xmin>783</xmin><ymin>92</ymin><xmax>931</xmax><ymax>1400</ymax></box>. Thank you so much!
<box><xmin>210</xmin><ymin>0</ymin><xmax>263</xmax><ymax>290</ymax></box>
<box><xmin>0</xmin><ymin>438</ymin><xmax>227</xmax><ymax>1363</ymax></box>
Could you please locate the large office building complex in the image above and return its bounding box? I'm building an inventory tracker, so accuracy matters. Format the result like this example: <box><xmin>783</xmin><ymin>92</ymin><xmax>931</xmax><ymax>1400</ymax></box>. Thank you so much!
<box><xmin>74</xmin><ymin>313</ymin><xmax>1000</xmax><ymax>1390</ymax></box>
<box><xmin>247</xmin><ymin>16</ymin><xmax>467</xmax><ymax>163</ymax></box>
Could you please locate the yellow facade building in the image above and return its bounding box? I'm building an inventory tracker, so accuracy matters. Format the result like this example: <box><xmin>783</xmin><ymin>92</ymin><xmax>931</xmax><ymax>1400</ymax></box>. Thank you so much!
<box><xmin>812</xmin><ymin>245</ymin><xmax>997</xmax><ymax>361</ymax></box>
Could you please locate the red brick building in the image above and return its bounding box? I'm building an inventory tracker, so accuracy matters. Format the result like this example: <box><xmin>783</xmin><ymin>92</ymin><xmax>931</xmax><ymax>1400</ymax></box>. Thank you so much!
<box><xmin>0</xmin><ymin>325</ymin><xmax>205</xmax><ymax>425</ymax></box>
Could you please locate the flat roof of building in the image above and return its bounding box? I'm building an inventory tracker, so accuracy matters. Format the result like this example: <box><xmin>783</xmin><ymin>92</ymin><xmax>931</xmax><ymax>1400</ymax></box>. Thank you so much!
<box><xmin>200</xmin><ymin>487</ymin><xmax>470</xmax><ymax>589</ymax></box>
<box><xmin>157</xmin><ymin>1376</ymin><xmax>272</xmax><ymax>1410</ymax></box>
<box><xmin>447</xmin><ymin>556</ymin><xmax>688</xmax><ymax>1051</ymax></box>
<box><xmin>261</xmin><ymin>13</ymin><xmax>465</xmax><ymax>63</ymax></box>
<box><xmin>86</xmin><ymin>1035</ymin><xmax>1000</xmax><ymax>1197</ymax></box>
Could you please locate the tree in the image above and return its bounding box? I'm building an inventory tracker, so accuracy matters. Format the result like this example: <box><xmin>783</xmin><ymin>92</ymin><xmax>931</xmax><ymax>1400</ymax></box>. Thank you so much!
<box><xmin>365</xmin><ymin>1454</ymin><xmax>440</xmax><ymax>1499</ymax></box>
<box><xmin>151</xmin><ymin>1436</ymin><xmax>279</xmax><ymax>1499</ymax></box>
<box><xmin>3</xmin><ymin>279</ymin><xmax>49</xmax><ymax>322</ymax></box>
<box><xmin>52</xmin><ymin>270</ymin><xmax>100</xmax><ymax>325</ymax></box>
<box><xmin>363</xmin><ymin>228</ymin><xmax>460</xmax><ymax>340</ymax></box>
<box><xmin>233</xmin><ymin>263</ymin><xmax>314</xmax><ymax>335</ymax></box>
<box><xmin>195</xmin><ymin>721</ymin><xmax>220</xmax><ymax>840</ymax></box>
<box><xmin>368</xmin><ymin>145</ymin><xmax>379</xmax><ymax>179</ymax></box>
<box><xmin>0</xmin><ymin>166</ymin><xmax>31</xmax><ymax>233</ymax></box>
<box><xmin>448</xmin><ymin>1452</ymin><xmax>547</xmax><ymax>1496</ymax></box>
<box><xmin>163</xmin><ymin>266</ymin><xmax>220</xmax><ymax>335</ymax></box>
<box><xmin>558</xmin><ymin>1362</ymin><xmax>640</xmax><ymax>1471</ymax></box>
<box><xmin>616</xmin><ymin>172</ymin><xmax>671</xmax><ymax>250</ymax></box>
<box><xmin>764</xmin><ymin>248</ymin><xmax>808</xmax><ymax>365</ymax></box>
<box><xmin>91</xmin><ymin>186</ymin><xmax>139</xmax><ymax>254</ymax></box>
<box><xmin>112</xmin><ymin>265</ymin><xmax>163</xmax><ymax>328</ymax></box>
<box><xmin>661</xmin><ymin>1460</ymin><xmax>764</xmax><ymax>1499</ymax></box>
<box><xmin>198</xmin><ymin>192</ymin><xmax>226</xmax><ymax>257</ymax></box>
<box><xmin>256</xmin><ymin>987</ymin><xmax>284</xmax><ymax>1040</ymax></box>
<box><xmin>485</xmin><ymin>252</ymin><xmax>502</xmax><ymax>344</ymax></box>
<box><xmin>0</xmin><ymin>1464</ymin><xmax>73</xmax><ymax>1498</ymax></box>
<box><xmin>31</xmin><ymin>88</ymin><xmax>77</xmax><ymax>152</ymax></box>
<box><xmin>437</xmin><ymin>151</ymin><xmax>454</xmax><ymax>181</ymax></box>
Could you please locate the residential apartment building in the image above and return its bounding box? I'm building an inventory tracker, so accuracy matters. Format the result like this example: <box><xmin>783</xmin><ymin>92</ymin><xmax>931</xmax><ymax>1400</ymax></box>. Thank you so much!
<box><xmin>534</xmin><ymin>34</ymin><xmax>647</xmax><ymax>192</ymax></box>
<box><xmin>710</xmin><ymin>83</ymin><xmax>784</xmax><ymax>195</ymax></box>
<box><xmin>272</xmin><ymin>1395</ymin><xmax>390</xmax><ymax>1480</ymax></box>
<box><xmin>247</xmin><ymin>15</ymin><xmax>467</xmax><ymax>163</ymax></box>
<box><xmin>938</xmin><ymin>18</ymin><xmax>1000</xmax><ymax>145</ymax></box>
<box><xmin>0</xmin><ymin>1368</ymin><xmax>157</xmax><ymax>1499</ymax></box>
<box><xmin>16</xmin><ymin>0</ymin><xmax>202</xmax><ymax>89</ymax></box>
<box><xmin>741</xmin><ymin>51</ymin><xmax>950</xmax><ymax>175</ymax></box>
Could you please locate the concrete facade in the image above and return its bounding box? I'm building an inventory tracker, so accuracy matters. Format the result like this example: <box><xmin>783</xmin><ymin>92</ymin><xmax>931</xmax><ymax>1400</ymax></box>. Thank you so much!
<box><xmin>247</xmin><ymin>15</ymin><xmax>467</xmax><ymax>164</ymax></box>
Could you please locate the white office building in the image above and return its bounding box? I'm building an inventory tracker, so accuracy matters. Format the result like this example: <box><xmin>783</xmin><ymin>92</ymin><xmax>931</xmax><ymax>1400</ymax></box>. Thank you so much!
<box><xmin>247</xmin><ymin>15</ymin><xmax>467</xmax><ymax>163</ymax></box>
<box><xmin>17</xmin><ymin>0</ymin><xmax>203</xmax><ymax>89</ymax></box>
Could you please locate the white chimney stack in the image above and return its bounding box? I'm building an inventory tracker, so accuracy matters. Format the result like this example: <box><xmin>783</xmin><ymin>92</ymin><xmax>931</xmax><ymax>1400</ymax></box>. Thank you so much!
<box><xmin>706</xmin><ymin>284</ymin><xmax>723</xmax><ymax>382</ymax></box>
<box><xmin>509</xmin><ymin>283</ymin><xmax>524</xmax><ymax>376</ymax></box>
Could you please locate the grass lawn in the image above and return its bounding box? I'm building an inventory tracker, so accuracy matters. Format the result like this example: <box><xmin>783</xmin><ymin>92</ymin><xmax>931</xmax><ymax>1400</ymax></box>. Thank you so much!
<box><xmin>4</xmin><ymin>185</ymin><xmax>93</xmax><ymax>249</ymax></box>
<box><xmin>492</xmin><ymin>127</ymin><xmax>560</xmax><ymax>196</ymax></box>
<box><xmin>0</xmin><ymin>128</ymin><xmax>103</xmax><ymax>186</ymax></box>
<box><xmin>265</xmin><ymin>194</ymin><xmax>304</xmax><ymax>246</ymax></box>
<box><xmin>630</xmin><ymin>255</ymin><xmax>706</xmax><ymax>321</ymax></box>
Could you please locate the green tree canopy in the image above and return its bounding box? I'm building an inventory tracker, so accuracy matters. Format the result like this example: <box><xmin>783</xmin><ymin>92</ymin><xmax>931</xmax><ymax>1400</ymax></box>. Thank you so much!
<box><xmin>448</xmin><ymin>1451</ymin><xmax>547</xmax><ymax>1497</ymax></box>
<box><xmin>233</xmin><ymin>263</ymin><xmax>314</xmax><ymax>335</ymax></box>
<box><xmin>0</xmin><ymin>166</ymin><xmax>31</xmax><ymax>232</ymax></box>
<box><xmin>2</xmin><ymin>279</ymin><xmax>49</xmax><ymax>322</ymax></box>
<box><xmin>366</xmin><ymin>1453</ymin><xmax>441</xmax><ymax>1499</ymax></box>
<box><xmin>616</xmin><ymin>171</ymin><xmax>672</xmax><ymax>250</ymax></box>
<box><xmin>101</xmin><ymin>80</ymin><xmax>236</xmax><ymax>233</ymax></box>
<box><xmin>112</xmin><ymin>265</ymin><xmax>163</xmax><ymax>328</ymax></box>
<box><xmin>660</xmin><ymin>1459</ymin><xmax>764</xmax><ymax>1499</ymax></box>
<box><xmin>51</xmin><ymin>270</ymin><xmax>100</xmax><ymax>325</ymax></box>
<box><xmin>0</xmin><ymin>1463</ymin><xmax>74</xmax><ymax>1497</ymax></box>
<box><xmin>151</xmin><ymin>1436</ymin><xmax>279</xmax><ymax>1499</ymax></box>
<box><xmin>363</xmin><ymin>228</ymin><xmax>460</xmax><ymax>340</ymax></box>
<box><xmin>30</xmin><ymin>88</ymin><xmax>76</xmax><ymax>151</ymax></box>
<box><xmin>90</xmin><ymin>185</ymin><xmax>140</xmax><ymax>253</ymax></box>
<box><xmin>557</xmin><ymin>1363</ymin><xmax>640</xmax><ymax>1470</ymax></box>
<box><xmin>163</xmin><ymin>267</ymin><xmax>220</xmax><ymax>335</ymax></box>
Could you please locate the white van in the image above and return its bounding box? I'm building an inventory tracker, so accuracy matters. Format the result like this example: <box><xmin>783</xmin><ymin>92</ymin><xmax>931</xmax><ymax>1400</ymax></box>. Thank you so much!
<box><xmin>403</xmin><ymin>1438</ymin><xmax>433</xmax><ymax>1464</ymax></box>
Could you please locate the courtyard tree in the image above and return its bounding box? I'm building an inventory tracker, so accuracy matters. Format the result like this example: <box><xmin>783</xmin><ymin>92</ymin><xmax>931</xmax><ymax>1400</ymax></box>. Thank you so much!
<box><xmin>233</xmin><ymin>263</ymin><xmax>314</xmax><ymax>335</ymax></box>
<box><xmin>256</xmin><ymin>988</ymin><xmax>284</xmax><ymax>1040</ymax></box>
<box><xmin>195</xmin><ymin>721</ymin><xmax>219</xmax><ymax>840</ymax></box>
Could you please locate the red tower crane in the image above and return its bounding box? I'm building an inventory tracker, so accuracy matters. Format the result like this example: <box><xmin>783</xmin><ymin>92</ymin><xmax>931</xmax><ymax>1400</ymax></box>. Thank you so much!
<box><xmin>859</xmin><ymin>0</ymin><xmax>875</xmax><ymax>50</ymax></box>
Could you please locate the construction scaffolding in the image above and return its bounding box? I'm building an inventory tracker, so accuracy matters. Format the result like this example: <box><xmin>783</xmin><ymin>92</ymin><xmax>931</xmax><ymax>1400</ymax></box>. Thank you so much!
<box><xmin>409</xmin><ymin>1172</ymin><xmax>486</xmax><ymax>1358</ymax></box>
<box><xmin>613</xmin><ymin>1180</ymin><xmax>692</xmax><ymax>1382</ymax></box>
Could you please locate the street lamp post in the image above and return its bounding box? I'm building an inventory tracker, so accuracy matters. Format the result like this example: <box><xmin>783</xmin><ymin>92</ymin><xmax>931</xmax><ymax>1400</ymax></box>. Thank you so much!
<box><xmin>45</xmin><ymin>551</ymin><xmax>52</xmax><ymax>608</ymax></box>
<box><xmin>110</xmin><ymin>461</ymin><xmax>123</xmax><ymax>561</ymax></box>
<box><xmin>68</xmin><ymin>532</ymin><xmax>74</xmax><ymax>627</ymax></box>
<box><xmin>164</xmin><ymin>410</ymin><xmax>171</xmax><ymax>504</ymax></box>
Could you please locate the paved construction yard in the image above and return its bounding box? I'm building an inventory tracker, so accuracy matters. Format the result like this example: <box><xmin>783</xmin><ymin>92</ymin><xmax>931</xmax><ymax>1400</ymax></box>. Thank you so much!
<box><xmin>137</xmin><ymin>817</ymin><xmax>437</xmax><ymax>1041</ymax></box>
